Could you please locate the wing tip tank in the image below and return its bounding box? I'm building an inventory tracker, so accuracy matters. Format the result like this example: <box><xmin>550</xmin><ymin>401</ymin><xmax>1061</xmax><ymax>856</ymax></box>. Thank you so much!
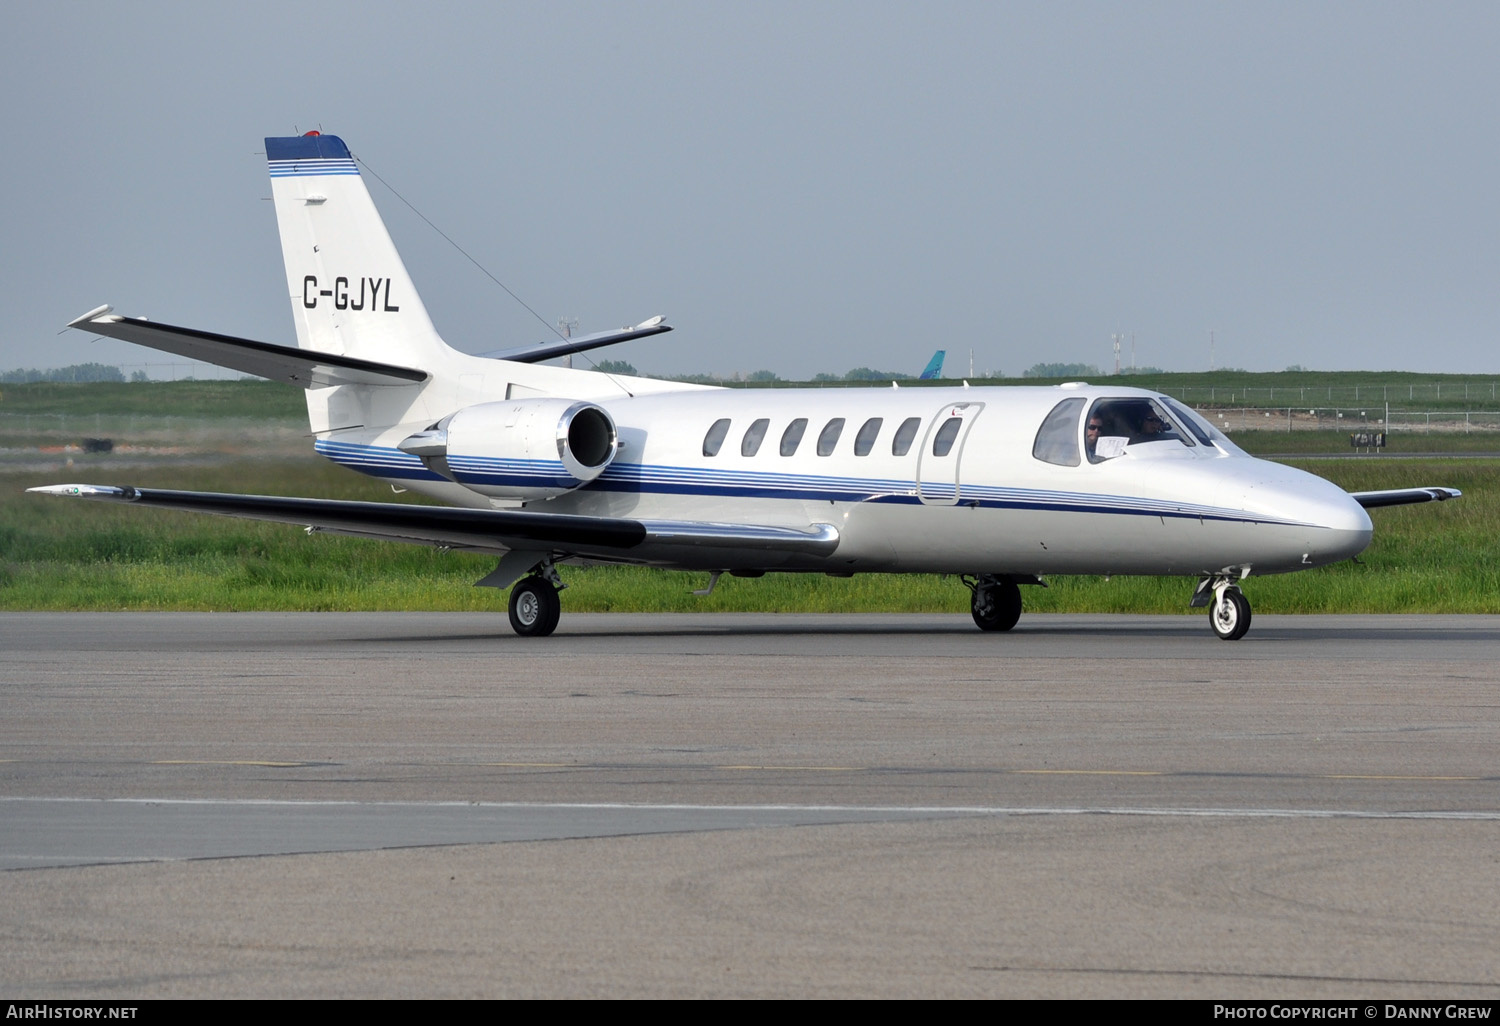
<box><xmin>26</xmin><ymin>484</ymin><xmax>136</xmax><ymax>500</ymax></box>
<box><xmin>66</xmin><ymin>305</ymin><xmax>117</xmax><ymax>329</ymax></box>
<box><xmin>1350</xmin><ymin>486</ymin><xmax>1463</xmax><ymax>509</ymax></box>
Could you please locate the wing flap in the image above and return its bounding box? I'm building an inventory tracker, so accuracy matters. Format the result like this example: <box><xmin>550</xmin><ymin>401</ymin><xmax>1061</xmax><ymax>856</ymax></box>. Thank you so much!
<box><xmin>1350</xmin><ymin>487</ymin><xmax>1462</xmax><ymax>509</ymax></box>
<box><xmin>67</xmin><ymin>307</ymin><xmax>427</xmax><ymax>388</ymax></box>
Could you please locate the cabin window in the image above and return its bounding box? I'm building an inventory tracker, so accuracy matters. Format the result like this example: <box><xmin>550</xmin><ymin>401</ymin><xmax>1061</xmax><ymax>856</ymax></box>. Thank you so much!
<box><xmin>1032</xmin><ymin>397</ymin><xmax>1085</xmax><ymax>467</ymax></box>
<box><xmin>853</xmin><ymin>417</ymin><xmax>882</xmax><ymax>456</ymax></box>
<box><xmin>891</xmin><ymin>417</ymin><xmax>921</xmax><ymax>456</ymax></box>
<box><xmin>816</xmin><ymin>418</ymin><xmax>845</xmax><ymax>456</ymax></box>
<box><xmin>741</xmin><ymin>418</ymin><xmax>770</xmax><ymax>456</ymax></box>
<box><xmin>702</xmin><ymin>418</ymin><xmax>731</xmax><ymax>457</ymax></box>
<box><xmin>780</xmin><ymin>418</ymin><xmax>809</xmax><ymax>456</ymax></box>
<box><xmin>931</xmin><ymin>416</ymin><xmax>964</xmax><ymax>457</ymax></box>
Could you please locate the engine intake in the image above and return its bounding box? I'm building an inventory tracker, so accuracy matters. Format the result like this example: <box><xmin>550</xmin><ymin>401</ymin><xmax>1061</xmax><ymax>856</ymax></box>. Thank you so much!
<box><xmin>399</xmin><ymin>398</ymin><xmax>618</xmax><ymax>500</ymax></box>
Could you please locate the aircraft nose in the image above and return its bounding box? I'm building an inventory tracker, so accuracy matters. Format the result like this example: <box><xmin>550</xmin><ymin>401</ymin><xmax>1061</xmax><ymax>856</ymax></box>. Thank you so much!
<box><xmin>1218</xmin><ymin>463</ymin><xmax>1372</xmax><ymax>568</ymax></box>
<box><xmin>1312</xmin><ymin>488</ymin><xmax>1374</xmax><ymax>562</ymax></box>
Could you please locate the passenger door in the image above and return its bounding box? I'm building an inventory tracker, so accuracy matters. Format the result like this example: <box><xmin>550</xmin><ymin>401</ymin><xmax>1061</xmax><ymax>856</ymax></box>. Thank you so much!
<box><xmin>916</xmin><ymin>401</ymin><xmax>984</xmax><ymax>505</ymax></box>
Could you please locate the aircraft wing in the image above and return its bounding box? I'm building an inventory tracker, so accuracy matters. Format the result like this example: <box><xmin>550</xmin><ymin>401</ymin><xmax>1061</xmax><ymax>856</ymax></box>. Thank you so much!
<box><xmin>1349</xmin><ymin>487</ymin><xmax>1463</xmax><ymax>509</ymax></box>
<box><xmin>66</xmin><ymin>306</ymin><xmax>427</xmax><ymax>388</ymax></box>
<box><xmin>27</xmin><ymin>485</ymin><xmax>840</xmax><ymax>561</ymax></box>
<box><xmin>476</xmin><ymin>318</ymin><xmax>672</xmax><ymax>364</ymax></box>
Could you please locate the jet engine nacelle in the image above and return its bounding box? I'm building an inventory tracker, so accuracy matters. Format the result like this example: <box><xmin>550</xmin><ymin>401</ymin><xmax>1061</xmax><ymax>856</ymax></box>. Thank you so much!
<box><xmin>399</xmin><ymin>398</ymin><xmax>618</xmax><ymax>500</ymax></box>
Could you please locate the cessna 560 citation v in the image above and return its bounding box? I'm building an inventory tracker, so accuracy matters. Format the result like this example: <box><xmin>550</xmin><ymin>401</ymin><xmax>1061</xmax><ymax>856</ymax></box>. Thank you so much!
<box><xmin>33</xmin><ymin>132</ymin><xmax>1460</xmax><ymax>639</ymax></box>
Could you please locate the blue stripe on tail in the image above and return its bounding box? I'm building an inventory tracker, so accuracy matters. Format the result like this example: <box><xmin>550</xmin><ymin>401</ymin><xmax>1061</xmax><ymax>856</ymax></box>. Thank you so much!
<box><xmin>265</xmin><ymin>133</ymin><xmax>353</xmax><ymax>161</ymax></box>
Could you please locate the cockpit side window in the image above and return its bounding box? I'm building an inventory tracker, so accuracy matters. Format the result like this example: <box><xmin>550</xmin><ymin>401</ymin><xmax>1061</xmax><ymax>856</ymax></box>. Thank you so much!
<box><xmin>1032</xmin><ymin>397</ymin><xmax>1085</xmax><ymax>467</ymax></box>
<box><xmin>1086</xmin><ymin>398</ymin><xmax>1193</xmax><ymax>463</ymax></box>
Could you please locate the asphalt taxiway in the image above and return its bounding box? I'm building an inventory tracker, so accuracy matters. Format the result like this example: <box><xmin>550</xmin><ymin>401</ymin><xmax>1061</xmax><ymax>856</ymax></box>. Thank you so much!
<box><xmin>2</xmin><ymin>612</ymin><xmax>1498</xmax><ymax>998</ymax></box>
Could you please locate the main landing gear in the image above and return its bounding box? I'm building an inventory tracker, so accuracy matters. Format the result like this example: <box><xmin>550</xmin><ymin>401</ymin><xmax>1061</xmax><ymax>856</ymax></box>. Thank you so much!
<box><xmin>964</xmin><ymin>575</ymin><xmax>1023</xmax><ymax>632</ymax></box>
<box><xmin>1192</xmin><ymin>574</ymin><xmax>1252</xmax><ymax>641</ymax></box>
<box><xmin>509</xmin><ymin>574</ymin><xmax>562</xmax><ymax>637</ymax></box>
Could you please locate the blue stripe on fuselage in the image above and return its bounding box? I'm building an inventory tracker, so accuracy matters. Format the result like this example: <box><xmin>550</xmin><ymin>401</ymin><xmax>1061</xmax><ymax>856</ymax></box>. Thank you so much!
<box><xmin>315</xmin><ymin>438</ymin><xmax>444</xmax><ymax>481</ymax></box>
<box><xmin>311</xmin><ymin>440</ymin><xmax>1310</xmax><ymax>527</ymax></box>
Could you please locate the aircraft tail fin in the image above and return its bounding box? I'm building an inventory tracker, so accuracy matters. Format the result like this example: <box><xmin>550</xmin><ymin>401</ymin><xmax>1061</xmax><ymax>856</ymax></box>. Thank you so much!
<box><xmin>918</xmin><ymin>350</ymin><xmax>945</xmax><ymax>380</ymax></box>
<box><xmin>267</xmin><ymin>133</ymin><xmax>450</xmax><ymax>371</ymax></box>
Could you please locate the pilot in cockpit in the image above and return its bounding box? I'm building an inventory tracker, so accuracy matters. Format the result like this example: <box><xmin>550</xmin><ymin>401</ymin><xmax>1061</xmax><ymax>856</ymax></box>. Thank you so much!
<box><xmin>1084</xmin><ymin>411</ymin><xmax>1105</xmax><ymax>457</ymax></box>
<box><xmin>1088</xmin><ymin>399</ymin><xmax>1181</xmax><ymax>462</ymax></box>
<box><xmin>1087</xmin><ymin>404</ymin><xmax>1130</xmax><ymax>461</ymax></box>
<box><xmin>1131</xmin><ymin>406</ymin><xmax>1165</xmax><ymax>442</ymax></box>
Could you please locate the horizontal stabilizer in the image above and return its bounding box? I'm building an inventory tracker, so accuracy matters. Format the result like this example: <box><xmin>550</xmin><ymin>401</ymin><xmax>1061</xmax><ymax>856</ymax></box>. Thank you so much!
<box><xmin>1349</xmin><ymin>487</ymin><xmax>1462</xmax><ymax>509</ymax></box>
<box><xmin>66</xmin><ymin>307</ymin><xmax>428</xmax><ymax>388</ymax></box>
<box><xmin>27</xmin><ymin>485</ymin><xmax>841</xmax><ymax>560</ymax></box>
<box><xmin>478</xmin><ymin>317</ymin><xmax>672</xmax><ymax>364</ymax></box>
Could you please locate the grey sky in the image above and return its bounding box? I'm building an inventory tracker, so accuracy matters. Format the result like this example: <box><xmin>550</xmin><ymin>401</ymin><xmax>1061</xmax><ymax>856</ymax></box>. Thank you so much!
<box><xmin>2</xmin><ymin>1</ymin><xmax>1496</xmax><ymax>379</ymax></box>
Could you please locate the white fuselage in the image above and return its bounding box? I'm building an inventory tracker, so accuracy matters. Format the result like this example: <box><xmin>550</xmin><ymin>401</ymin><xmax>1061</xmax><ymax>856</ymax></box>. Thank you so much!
<box><xmin>313</xmin><ymin>371</ymin><xmax>1374</xmax><ymax>580</ymax></box>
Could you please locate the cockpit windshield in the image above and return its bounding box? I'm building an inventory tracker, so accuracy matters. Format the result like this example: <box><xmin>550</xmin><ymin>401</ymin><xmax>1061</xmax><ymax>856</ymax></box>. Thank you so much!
<box><xmin>1161</xmin><ymin>397</ymin><xmax>1246</xmax><ymax>455</ymax></box>
<box><xmin>1086</xmin><ymin>397</ymin><xmax>1194</xmax><ymax>463</ymax></box>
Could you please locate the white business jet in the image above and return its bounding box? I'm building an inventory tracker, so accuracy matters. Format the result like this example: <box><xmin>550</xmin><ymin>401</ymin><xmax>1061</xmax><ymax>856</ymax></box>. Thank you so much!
<box><xmin>33</xmin><ymin>133</ymin><xmax>1460</xmax><ymax>640</ymax></box>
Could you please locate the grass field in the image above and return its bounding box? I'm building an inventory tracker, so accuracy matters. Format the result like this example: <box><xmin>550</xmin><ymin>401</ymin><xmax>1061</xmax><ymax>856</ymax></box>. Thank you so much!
<box><xmin>3</xmin><ymin>449</ymin><xmax>1493</xmax><ymax>615</ymax></box>
<box><xmin>0</xmin><ymin>380</ymin><xmax>304</xmax><ymax>419</ymax></box>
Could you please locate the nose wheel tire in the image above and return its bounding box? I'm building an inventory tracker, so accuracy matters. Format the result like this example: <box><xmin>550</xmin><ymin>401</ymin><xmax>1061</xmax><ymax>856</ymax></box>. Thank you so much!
<box><xmin>1210</xmin><ymin>588</ymin><xmax>1251</xmax><ymax>641</ymax></box>
<box><xmin>972</xmin><ymin>578</ymin><xmax>1023</xmax><ymax>632</ymax></box>
<box><xmin>509</xmin><ymin>576</ymin><xmax>561</xmax><ymax>637</ymax></box>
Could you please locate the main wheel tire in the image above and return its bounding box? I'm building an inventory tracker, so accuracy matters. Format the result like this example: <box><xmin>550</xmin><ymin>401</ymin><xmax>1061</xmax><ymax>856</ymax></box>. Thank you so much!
<box><xmin>971</xmin><ymin>579</ymin><xmax>1023</xmax><ymax>632</ymax></box>
<box><xmin>509</xmin><ymin>576</ymin><xmax>561</xmax><ymax>637</ymax></box>
<box><xmin>1210</xmin><ymin>588</ymin><xmax>1251</xmax><ymax>641</ymax></box>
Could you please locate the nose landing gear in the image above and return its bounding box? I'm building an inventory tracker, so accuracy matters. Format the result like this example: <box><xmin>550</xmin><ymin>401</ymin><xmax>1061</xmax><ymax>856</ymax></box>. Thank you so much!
<box><xmin>1192</xmin><ymin>573</ymin><xmax>1252</xmax><ymax>641</ymax></box>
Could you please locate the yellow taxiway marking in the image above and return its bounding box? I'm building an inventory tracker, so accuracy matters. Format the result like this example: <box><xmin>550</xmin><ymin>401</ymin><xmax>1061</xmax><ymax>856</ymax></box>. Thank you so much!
<box><xmin>717</xmin><ymin>765</ymin><xmax>859</xmax><ymax>772</ymax></box>
<box><xmin>133</xmin><ymin>762</ymin><xmax>1482</xmax><ymax>781</ymax></box>
<box><xmin>1016</xmin><ymin>769</ymin><xmax>1165</xmax><ymax>776</ymax></box>
<box><xmin>152</xmin><ymin>760</ymin><xmax>312</xmax><ymax>768</ymax></box>
<box><xmin>1322</xmin><ymin>774</ymin><xmax>1480</xmax><ymax>781</ymax></box>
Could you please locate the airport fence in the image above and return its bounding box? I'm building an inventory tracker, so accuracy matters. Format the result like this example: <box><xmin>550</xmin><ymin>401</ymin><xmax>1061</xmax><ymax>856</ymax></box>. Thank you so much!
<box><xmin>1157</xmin><ymin>382</ymin><xmax>1500</xmax><ymax>406</ymax></box>
<box><xmin>1201</xmin><ymin>407</ymin><xmax>1500</xmax><ymax>433</ymax></box>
